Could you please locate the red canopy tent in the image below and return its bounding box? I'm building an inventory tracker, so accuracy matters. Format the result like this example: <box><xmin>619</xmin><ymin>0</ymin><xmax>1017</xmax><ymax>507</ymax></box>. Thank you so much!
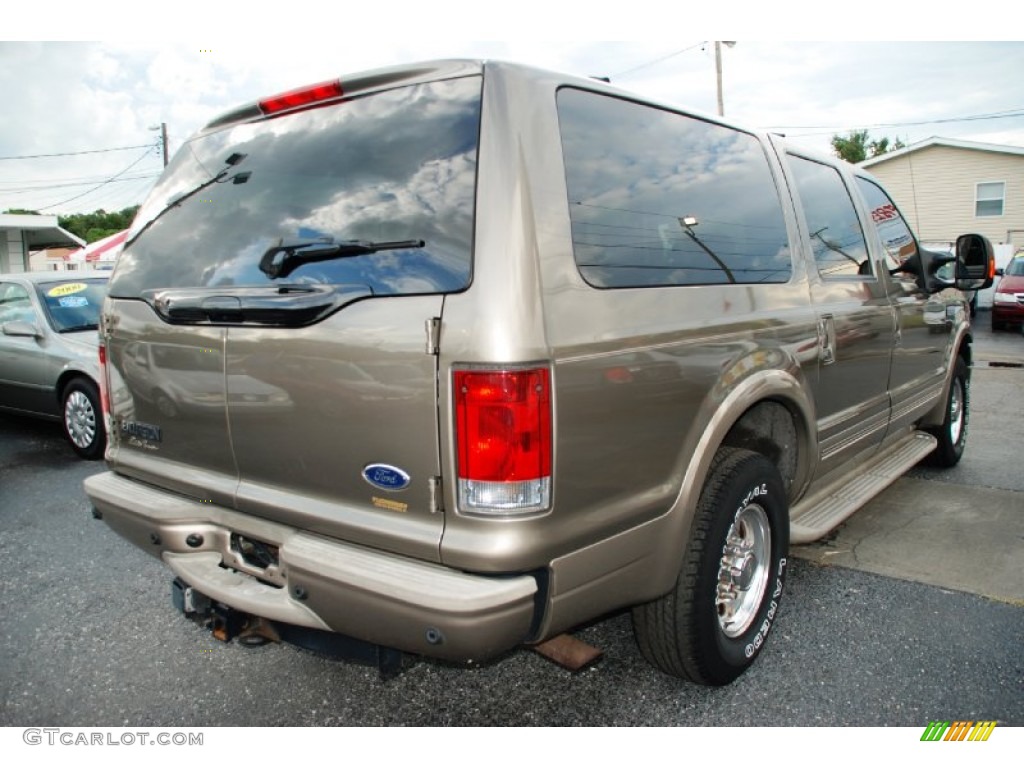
<box><xmin>68</xmin><ymin>229</ymin><xmax>127</xmax><ymax>266</ymax></box>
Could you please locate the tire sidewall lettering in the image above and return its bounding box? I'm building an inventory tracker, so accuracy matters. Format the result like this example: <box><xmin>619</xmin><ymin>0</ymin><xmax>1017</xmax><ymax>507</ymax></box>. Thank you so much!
<box><xmin>714</xmin><ymin>472</ymin><xmax>787</xmax><ymax>669</ymax></box>
<box><xmin>743</xmin><ymin>557</ymin><xmax>786</xmax><ymax>658</ymax></box>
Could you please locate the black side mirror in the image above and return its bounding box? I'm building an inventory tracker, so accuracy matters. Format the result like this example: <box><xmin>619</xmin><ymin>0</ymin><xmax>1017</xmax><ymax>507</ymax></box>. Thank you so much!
<box><xmin>955</xmin><ymin>233</ymin><xmax>995</xmax><ymax>291</ymax></box>
<box><xmin>897</xmin><ymin>247</ymin><xmax>955</xmax><ymax>294</ymax></box>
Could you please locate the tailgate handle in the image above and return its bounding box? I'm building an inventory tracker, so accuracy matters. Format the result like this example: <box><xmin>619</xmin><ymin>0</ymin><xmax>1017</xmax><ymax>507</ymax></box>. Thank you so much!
<box><xmin>201</xmin><ymin>296</ymin><xmax>243</xmax><ymax>322</ymax></box>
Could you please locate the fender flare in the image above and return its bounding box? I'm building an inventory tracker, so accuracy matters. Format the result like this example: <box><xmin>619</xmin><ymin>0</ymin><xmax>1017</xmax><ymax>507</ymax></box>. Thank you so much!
<box><xmin>643</xmin><ymin>368</ymin><xmax>817</xmax><ymax>599</ymax></box>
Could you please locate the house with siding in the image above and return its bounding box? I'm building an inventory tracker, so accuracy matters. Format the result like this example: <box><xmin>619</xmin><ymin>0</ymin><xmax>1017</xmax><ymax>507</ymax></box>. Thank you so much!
<box><xmin>860</xmin><ymin>137</ymin><xmax>1024</xmax><ymax>256</ymax></box>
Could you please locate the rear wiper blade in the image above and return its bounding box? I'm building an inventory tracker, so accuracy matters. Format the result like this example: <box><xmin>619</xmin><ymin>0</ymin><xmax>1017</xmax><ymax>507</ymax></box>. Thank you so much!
<box><xmin>58</xmin><ymin>324</ymin><xmax>99</xmax><ymax>333</ymax></box>
<box><xmin>259</xmin><ymin>238</ymin><xmax>425</xmax><ymax>279</ymax></box>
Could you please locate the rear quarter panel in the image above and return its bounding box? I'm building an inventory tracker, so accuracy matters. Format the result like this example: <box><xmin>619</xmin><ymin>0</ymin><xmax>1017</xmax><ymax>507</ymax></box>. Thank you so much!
<box><xmin>438</xmin><ymin>65</ymin><xmax>819</xmax><ymax>588</ymax></box>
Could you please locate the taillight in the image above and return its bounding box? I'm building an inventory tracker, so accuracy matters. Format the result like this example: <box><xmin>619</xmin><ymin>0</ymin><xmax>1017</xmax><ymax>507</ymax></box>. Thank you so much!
<box><xmin>454</xmin><ymin>367</ymin><xmax>552</xmax><ymax>515</ymax></box>
<box><xmin>98</xmin><ymin>342</ymin><xmax>110</xmax><ymax>417</ymax></box>
<box><xmin>258</xmin><ymin>80</ymin><xmax>344</xmax><ymax>115</ymax></box>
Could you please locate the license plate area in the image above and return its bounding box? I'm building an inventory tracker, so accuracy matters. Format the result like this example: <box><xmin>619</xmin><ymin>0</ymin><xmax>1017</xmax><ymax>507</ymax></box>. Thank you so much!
<box><xmin>227</xmin><ymin>533</ymin><xmax>285</xmax><ymax>587</ymax></box>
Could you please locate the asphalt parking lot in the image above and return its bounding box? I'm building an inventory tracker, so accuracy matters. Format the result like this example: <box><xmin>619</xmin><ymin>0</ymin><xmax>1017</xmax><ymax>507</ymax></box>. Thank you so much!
<box><xmin>1</xmin><ymin>311</ymin><xmax>1021</xmax><ymax>727</ymax></box>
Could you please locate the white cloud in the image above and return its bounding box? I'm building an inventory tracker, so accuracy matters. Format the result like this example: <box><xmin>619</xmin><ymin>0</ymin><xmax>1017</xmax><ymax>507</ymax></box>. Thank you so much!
<box><xmin>1</xmin><ymin>39</ymin><xmax>1022</xmax><ymax>215</ymax></box>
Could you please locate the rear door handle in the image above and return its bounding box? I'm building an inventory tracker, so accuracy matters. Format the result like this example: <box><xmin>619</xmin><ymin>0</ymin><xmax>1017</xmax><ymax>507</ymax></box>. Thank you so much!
<box><xmin>818</xmin><ymin>315</ymin><xmax>836</xmax><ymax>365</ymax></box>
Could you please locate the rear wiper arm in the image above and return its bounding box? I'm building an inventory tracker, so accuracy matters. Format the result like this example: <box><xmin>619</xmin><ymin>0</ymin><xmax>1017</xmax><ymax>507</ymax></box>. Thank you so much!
<box><xmin>58</xmin><ymin>323</ymin><xmax>99</xmax><ymax>333</ymax></box>
<box><xmin>259</xmin><ymin>238</ymin><xmax>425</xmax><ymax>279</ymax></box>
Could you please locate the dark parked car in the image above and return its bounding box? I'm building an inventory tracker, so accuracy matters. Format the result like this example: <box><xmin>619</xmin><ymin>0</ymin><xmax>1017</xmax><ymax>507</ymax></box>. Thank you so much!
<box><xmin>991</xmin><ymin>256</ymin><xmax>1024</xmax><ymax>331</ymax></box>
<box><xmin>0</xmin><ymin>272</ymin><xmax>109</xmax><ymax>458</ymax></box>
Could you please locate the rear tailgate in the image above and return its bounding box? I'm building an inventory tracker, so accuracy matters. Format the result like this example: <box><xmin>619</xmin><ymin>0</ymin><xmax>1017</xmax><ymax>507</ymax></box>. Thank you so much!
<box><xmin>226</xmin><ymin>296</ymin><xmax>445</xmax><ymax>561</ymax></box>
<box><xmin>105</xmin><ymin>303</ymin><xmax>237</xmax><ymax>505</ymax></box>
<box><xmin>101</xmin><ymin>65</ymin><xmax>482</xmax><ymax>562</ymax></box>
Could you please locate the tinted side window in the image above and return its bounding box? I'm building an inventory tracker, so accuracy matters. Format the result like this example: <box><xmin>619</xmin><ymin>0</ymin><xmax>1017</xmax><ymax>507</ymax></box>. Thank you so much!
<box><xmin>855</xmin><ymin>177</ymin><xmax>919</xmax><ymax>271</ymax></box>
<box><xmin>787</xmin><ymin>155</ymin><xmax>870</xmax><ymax>279</ymax></box>
<box><xmin>557</xmin><ymin>88</ymin><xmax>792</xmax><ymax>288</ymax></box>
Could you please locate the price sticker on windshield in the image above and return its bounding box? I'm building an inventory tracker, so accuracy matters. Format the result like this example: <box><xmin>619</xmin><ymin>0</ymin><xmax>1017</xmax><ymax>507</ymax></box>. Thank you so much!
<box><xmin>47</xmin><ymin>282</ymin><xmax>88</xmax><ymax>297</ymax></box>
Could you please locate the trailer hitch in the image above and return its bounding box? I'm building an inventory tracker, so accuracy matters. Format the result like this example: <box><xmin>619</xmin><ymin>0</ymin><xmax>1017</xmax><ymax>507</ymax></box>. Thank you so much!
<box><xmin>170</xmin><ymin>577</ymin><xmax>410</xmax><ymax>679</ymax></box>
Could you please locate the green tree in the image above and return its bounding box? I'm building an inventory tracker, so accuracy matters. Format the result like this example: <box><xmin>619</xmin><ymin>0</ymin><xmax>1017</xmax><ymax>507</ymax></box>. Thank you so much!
<box><xmin>831</xmin><ymin>130</ymin><xmax>870</xmax><ymax>163</ymax></box>
<box><xmin>831</xmin><ymin>131</ymin><xmax>906</xmax><ymax>164</ymax></box>
<box><xmin>58</xmin><ymin>206</ymin><xmax>139</xmax><ymax>243</ymax></box>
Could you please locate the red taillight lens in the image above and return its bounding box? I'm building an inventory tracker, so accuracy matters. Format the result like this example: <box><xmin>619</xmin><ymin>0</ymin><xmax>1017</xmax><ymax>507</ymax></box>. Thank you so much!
<box><xmin>258</xmin><ymin>80</ymin><xmax>344</xmax><ymax>115</ymax></box>
<box><xmin>98</xmin><ymin>342</ymin><xmax>109</xmax><ymax>416</ymax></box>
<box><xmin>454</xmin><ymin>368</ymin><xmax>552</xmax><ymax>514</ymax></box>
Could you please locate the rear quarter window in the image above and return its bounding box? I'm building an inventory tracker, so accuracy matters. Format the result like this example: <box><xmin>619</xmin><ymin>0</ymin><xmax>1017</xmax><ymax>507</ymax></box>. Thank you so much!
<box><xmin>556</xmin><ymin>88</ymin><xmax>792</xmax><ymax>288</ymax></box>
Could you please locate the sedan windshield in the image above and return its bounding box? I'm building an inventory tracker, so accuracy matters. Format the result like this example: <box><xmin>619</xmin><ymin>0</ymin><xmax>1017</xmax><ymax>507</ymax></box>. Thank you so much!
<box><xmin>35</xmin><ymin>278</ymin><xmax>108</xmax><ymax>333</ymax></box>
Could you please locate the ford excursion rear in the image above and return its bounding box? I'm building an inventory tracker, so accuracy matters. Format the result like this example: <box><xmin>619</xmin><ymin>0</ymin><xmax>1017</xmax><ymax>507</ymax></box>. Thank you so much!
<box><xmin>85</xmin><ymin>59</ymin><xmax>994</xmax><ymax>685</ymax></box>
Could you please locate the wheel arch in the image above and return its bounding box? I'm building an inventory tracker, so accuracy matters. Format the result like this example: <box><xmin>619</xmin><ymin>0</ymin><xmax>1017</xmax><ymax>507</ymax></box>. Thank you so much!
<box><xmin>643</xmin><ymin>369</ymin><xmax>816</xmax><ymax>599</ymax></box>
<box><xmin>920</xmin><ymin>327</ymin><xmax>972</xmax><ymax>429</ymax></box>
<box><xmin>55</xmin><ymin>367</ymin><xmax>98</xmax><ymax>408</ymax></box>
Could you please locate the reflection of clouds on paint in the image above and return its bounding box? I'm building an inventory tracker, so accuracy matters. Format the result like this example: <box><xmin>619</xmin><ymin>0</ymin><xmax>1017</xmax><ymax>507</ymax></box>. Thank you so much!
<box><xmin>113</xmin><ymin>77</ymin><xmax>480</xmax><ymax>298</ymax></box>
<box><xmin>558</xmin><ymin>88</ymin><xmax>791</xmax><ymax>287</ymax></box>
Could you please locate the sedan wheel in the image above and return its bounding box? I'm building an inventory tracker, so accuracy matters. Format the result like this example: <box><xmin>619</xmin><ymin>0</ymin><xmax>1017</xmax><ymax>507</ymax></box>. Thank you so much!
<box><xmin>62</xmin><ymin>379</ymin><xmax>106</xmax><ymax>460</ymax></box>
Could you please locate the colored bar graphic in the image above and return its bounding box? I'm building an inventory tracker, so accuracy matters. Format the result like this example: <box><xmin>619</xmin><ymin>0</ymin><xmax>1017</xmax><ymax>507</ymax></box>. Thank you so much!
<box><xmin>921</xmin><ymin>721</ymin><xmax>950</xmax><ymax>741</ymax></box>
<box><xmin>968</xmin><ymin>722</ymin><xmax>997</xmax><ymax>742</ymax></box>
<box><xmin>920</xmin><ymin>720</ymin><xmax>997</xmax><ymax>742</ymax></box>
<box><xmin>944</xmin><ymin>721</ymin><xmax>972</xmax><ymax>741</ymax></box>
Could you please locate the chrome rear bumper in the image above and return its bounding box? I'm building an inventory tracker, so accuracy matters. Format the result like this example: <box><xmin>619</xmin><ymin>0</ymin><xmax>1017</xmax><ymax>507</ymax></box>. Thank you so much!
<box><xmin>85</xmin><ymin>471</ymin><xmax>538</xmax><ymax>661</ymax></box>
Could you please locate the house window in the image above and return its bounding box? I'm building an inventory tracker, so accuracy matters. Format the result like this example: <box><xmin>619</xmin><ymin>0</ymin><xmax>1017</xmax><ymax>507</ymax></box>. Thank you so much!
<box><xmin>976</xmin><ymin>182</ymin><xmax>1005</xmax><ymax>217</ymax></box>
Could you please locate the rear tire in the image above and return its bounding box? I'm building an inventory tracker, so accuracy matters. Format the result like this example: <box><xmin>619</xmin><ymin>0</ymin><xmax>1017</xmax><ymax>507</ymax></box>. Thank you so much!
<box><xmin>632</xmin><ymin>448</ymin><xmax>788</xmax><ymax>685</ymax></box>
<box><xmin>62</xmin><ymin>378</ymin><xmax>106</xmax><ymax>460</ymax></box>
<box><xmin>926</xmin><ymin>356</ymin><xmax>969</xmax><ymax>468</ymax></box>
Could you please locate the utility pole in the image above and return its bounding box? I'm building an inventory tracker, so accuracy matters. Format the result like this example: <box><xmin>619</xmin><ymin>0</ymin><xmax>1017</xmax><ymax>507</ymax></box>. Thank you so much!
<box><xmin>150</xmin><ymin>123</ymin><xmax>169</xmax><ymax>167</ymax></box>
<box><xmin>715</xmin><ymin>42</ymin><xmax>736</xmax><ymax>117</ymax></box>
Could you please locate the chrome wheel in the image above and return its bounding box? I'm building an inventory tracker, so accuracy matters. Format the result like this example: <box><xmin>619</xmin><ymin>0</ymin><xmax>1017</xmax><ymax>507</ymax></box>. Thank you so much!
<box><xmin>65</xmin><ymin>389</ymin><xmax>97</xmax><ymax>450</ymax></box>
<box><xmin>716</xmin><ymin>503</ymin><xmax>771</xmax><ymax>638</ymax></box>
<box><xmin>632</xmin><ymin>448</ymin><xmax>788</xmax><ymax>684</ymax></box>
<box><xmin>948</xmin><ymin>377</ymin><xmax>965</xmax><ymax>447</ymax></box>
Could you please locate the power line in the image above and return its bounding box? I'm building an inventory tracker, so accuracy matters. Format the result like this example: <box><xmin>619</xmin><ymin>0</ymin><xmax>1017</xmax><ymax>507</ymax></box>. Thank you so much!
<box><xmin>36</xmin><ymin>147</ymin><xmax>157</xmax><ymax>211</ymax></box>
<box><xmin>0</xmin><ymin>143</ymin><xmax>156</xmax><ymax>161</ymax></box>
<box><xmin>771</xmin><ymin>108</ymin><xmax>1024</xmax><ymax>137</ymax></box>
<box><xmin>0</xmin><ymin>170</ymin><xmax>152</xmax><ymax>186</ymax></box>
<box><xmin>0</xmin><ymin>173</ymin><xmax>161</xmax><ymax>195</ymax></box>
<box><xmin>609</xmin><ymin>42</ymin><xmax>707</xmax><ymax>79</ymax></box>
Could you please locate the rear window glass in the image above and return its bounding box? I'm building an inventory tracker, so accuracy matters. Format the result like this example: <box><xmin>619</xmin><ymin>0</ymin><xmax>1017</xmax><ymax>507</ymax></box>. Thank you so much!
<box><xmin>556</xmin><ymin>88</ymin><xmax>792</xmax><ymax>288</ymax></box>
<box><xmin>35</xmin><ymin>278</ymin><xmax>108</xmax><ymax>332</ymax></box>
<box><xmin>111</xmin><ymin>76</ymin><xmax>482</xmax><ymax>298</ymax></box>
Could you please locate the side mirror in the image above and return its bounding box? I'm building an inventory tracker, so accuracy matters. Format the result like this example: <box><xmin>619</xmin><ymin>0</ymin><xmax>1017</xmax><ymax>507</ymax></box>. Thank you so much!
<box><xmin>898</xmin><ymin>247</ymin><xmax>955</xmax><ymax>294</ymax></box>
<box><xmin>954</xmin><ymin>233</ymin><xmax>995</xmax><ymax>290</ymax></box>
<box><xmin>2</xmin><ymin>320</ymin><xmax>42</xmax><ymax>338</ymax></box>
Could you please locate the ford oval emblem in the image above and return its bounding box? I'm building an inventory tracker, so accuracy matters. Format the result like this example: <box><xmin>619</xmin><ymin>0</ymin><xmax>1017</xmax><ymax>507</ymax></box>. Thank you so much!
<box><xmin>362</xmin><ymin>463</ymin><xmax>411</xmax><ymax>491</ymax></box>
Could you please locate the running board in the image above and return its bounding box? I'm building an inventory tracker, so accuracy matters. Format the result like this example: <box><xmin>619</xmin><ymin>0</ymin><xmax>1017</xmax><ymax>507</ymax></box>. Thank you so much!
<box><xmin>789</xmin><ymin>431</ymin><xmax>937</xmax><ymax>544</ymax></box>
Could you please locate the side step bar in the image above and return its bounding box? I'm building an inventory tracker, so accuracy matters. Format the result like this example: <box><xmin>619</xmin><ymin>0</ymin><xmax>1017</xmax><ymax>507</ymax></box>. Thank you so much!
<box><xmin>789</xmin><ymin>431</ymin><xmax>937</xmax><ymax>544</ymax></box>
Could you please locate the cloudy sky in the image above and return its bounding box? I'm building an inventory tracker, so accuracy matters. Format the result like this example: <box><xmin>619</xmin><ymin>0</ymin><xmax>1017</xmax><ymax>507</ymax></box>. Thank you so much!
<box><xmin>3</xmin><ymin>6</ymin><xmax>1022</xmax><ymax>217</ymax></box>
